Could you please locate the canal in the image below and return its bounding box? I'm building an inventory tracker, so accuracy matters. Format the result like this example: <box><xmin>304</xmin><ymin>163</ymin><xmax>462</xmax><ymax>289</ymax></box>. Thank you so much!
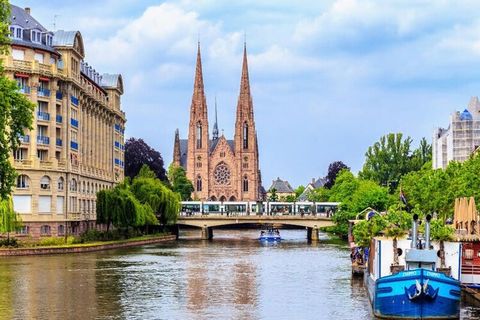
<box><xmin>0</xmin><ymin>229</ymin><xmax>479</xmax><ymax>320</ymax></box>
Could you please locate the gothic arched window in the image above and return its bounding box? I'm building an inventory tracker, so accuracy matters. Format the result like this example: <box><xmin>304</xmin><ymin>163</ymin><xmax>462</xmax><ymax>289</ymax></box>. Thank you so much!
<box><xmin>243</xmin><ymin>122</ymin><xmax>248</xmax><ymax>149</ymax></box>
<box><xmin>243</xmin><ymin>176</ymin><xmax>249</xmax><ymax>192</ymax></box>
<box><xmin>196</xmin><ymin>122</ymin><xmax>202</xmax><ymax>149</ymax></box>
<box><xmin>196</xmin><ymin>176</ymin><xmax>202</xmax><ymax>192</ymax></box>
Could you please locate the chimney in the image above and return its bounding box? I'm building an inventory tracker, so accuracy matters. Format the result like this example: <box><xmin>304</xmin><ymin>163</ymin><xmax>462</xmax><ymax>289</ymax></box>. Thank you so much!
<box><xmin>24</xmin><ymin>7</ymin><xmax>31</xmax><ymax>15</ymax></box>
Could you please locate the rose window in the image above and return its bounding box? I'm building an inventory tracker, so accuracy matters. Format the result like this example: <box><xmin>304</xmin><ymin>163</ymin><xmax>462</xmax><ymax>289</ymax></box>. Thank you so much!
<box><xmin>214</xmin><ymin>163</ymin><xmax>231</xmax><ymax>185</ymax></box>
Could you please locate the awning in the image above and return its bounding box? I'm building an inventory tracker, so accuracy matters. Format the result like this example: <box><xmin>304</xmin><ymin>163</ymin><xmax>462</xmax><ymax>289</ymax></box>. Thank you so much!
<box><xmin>14</xmin><ymin>73</ymin><xmax>29</xmax><ymax>78</ymax></box>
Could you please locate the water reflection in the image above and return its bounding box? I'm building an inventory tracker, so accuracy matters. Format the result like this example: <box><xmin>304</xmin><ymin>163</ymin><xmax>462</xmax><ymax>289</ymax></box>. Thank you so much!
<box><xmin>0</xmin><ymin>230</ymin><xmax>478</xmax><ymax>320</ymax></box>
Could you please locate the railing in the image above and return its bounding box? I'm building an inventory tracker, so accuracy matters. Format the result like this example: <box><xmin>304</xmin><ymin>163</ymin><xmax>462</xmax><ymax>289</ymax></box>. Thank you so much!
<box><xmin>56</xmin><ymin>138</ymin><xmax>62</xmax><ymax>147</ymax></box>
<box><xmin>37</xmin><ymin>136</ymin><xmax>50</xmax><ymax>145</ymax></box>
<box><xmin>37</xmin><ymin>87</ymin><xmax>51</xmax><ymax>97</ymax></box>
<box><xmin>12</xmin><ymin>59</ymin><xmax>32</xmax><ymax>72</ymax></box>
<box><xmin>70</xmin><ymin>118</ymin><xmax>79</xmax><ymax>128</ymax></box>
<box><xmin>18</xmin><ymin>86</ymin><xmax>30</xmax><ymax>94</ymax></box>
<box><xmin>37</xmin><ymin>111</ymin><xmax>50</xmax><ymax>121</ymax></box>
<box><xmin>19</xmin><ymin>135</ymin><xmax>30</xmax><ymax>143</ymax></box>
<box><xmin>56</xmin><ymin>91</ymin><xmax>63</xmax><ymax>100</ymax></box>
<box><xmin>56</xmin><ymin>115</ymin><xmax>63</xmax><ymax>123</ymax></box>
<box><xmin>70</xmin><ymin>141</ymin><xmax>78</xmax><ymax>150</ymax></box>
<box><xmin>114</xmin><ymin>141</ymin><xmax>120</xmax><ymax>149</ymax></box>
<box><xmin>71</xmin><ymin>95</ymin><xmax>79</xmax><ymax>106</ymax></box>
<box><xmin>38</xmin><ymin>63</ymin><xmax>52</xmax><ymax>74</ymax></box>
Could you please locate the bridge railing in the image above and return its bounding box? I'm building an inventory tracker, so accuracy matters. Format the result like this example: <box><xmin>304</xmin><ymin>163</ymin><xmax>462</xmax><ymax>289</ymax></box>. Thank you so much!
<box><xmin>179</xmin><ymin>201</ymin><xmax>340</xmax><ymax>218</ymax></box>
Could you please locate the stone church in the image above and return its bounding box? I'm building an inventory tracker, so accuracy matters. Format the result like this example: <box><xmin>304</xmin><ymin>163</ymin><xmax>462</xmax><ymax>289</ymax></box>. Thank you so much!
<box><xmin>172</xmin><ymin>43</ymin><xmax>263</xmax><ymax>201</ymax></box>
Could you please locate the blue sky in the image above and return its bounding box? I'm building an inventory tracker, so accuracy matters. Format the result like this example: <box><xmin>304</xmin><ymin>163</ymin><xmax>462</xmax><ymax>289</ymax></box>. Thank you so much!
<box><xmin>13</xmin><ymin>0</ymin><xmax>480</xmax><ymax>187</ymax></box>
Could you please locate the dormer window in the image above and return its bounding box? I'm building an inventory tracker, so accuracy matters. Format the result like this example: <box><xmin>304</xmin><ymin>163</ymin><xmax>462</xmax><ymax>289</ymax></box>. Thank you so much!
<box><xmin>9</xmin><ymin>25</ymin><xmax>23</xmax><ymax>39</ymax></box>
<box><xmin>31</xmin><ymin>29</ymin><xmax>41</xmax><ymax>43</ymax></box>
<box><xmin>45</xmin><ymin>34</ymin><xmax>52</xmax><ymax>46</ymax></box>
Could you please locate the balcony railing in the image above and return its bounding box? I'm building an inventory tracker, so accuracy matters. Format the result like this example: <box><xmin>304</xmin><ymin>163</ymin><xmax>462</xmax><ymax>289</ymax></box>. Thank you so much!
<box><xmin>37</xmin><ymin>136</ymin><xmax>50</xmax><ymax>145</ymax></box>
<box><xmin>18</xmin><ymin>86</ymin><xmax>30</xmax><ymax>94</ymax></box>
<box><xmin>56</xmin><ymin>91</ymin><xmax>63</xmax><ymax>100</ymax></box>
<box><xmin>37</xmin><ymin>111</ymin><xmax>50</xmax><ymax>121</ymax></box>
<box><xmin>70</xmin><ymin>118</ymin><xmax>79</xmax><ymax>128</ymax></box>
<box><xmin>37</xmin><ymin>87</ymin><xmax>51</xmax><ymax>97</ymax></box>
<box><xmin>71</xmin><ymin>95</ymin><xmax>79</xmax><ymax>106</ymax></box>
<box><xmin>70</xmin><ymin>141</ymin><xmax>78</xmax><ymax>150</ymax></box>
<box><xmin>56</xmin><ymin>138</ymin><xmax>62</xmax><ymax>147</ymax></box>
<box><xmin>19</xmin><ymin>135</ymin><xmax>30</xmax><ymax>143</ymax></box>
<box><xmin>114</xmin><ymin>141</ymin><xmax>120</xmax><ymax>148</ymax></box>
<box><xmin>56</xmin><ymin>115</ymin><xmax>63</xmax><ymax>123</ymax></box>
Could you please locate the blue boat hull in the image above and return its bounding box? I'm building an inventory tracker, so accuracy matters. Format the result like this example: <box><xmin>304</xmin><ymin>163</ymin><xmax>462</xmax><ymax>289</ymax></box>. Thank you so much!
<box><xmin>368</xmin><ymin>269</ymin><xmax>460</xmax><ymax>319</ymax></box>
<box><xmin>259</xmin><ymin>236</ymin><xmax>281</xmax><ymax>242</ymax></box>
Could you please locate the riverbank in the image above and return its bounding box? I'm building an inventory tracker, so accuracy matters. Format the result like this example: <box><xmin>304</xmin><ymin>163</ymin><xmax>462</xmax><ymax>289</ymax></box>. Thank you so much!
<box><xmin>0</xmin><ymin>234</ymin><xmax>176</xmax><ymax>256</ymax></box>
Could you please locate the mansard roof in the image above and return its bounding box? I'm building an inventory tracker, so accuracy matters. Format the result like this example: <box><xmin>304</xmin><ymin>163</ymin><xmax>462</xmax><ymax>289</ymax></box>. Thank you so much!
<box><xmin>269</xmin><ymin>177</ymin><xmax>294</xmax><ymax>193</ymax></box>
<box><xmin>101</xmin><ymin>74</ymin><xmax>124</xmax><ymax>94</ymax></box>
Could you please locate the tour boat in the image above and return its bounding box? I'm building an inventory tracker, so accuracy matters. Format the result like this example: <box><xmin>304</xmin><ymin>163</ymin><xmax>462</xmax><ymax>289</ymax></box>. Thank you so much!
<box><xmin>365</xmin><ymin>214</ymin><xmax>462</xmax><ymax>319</ymax></box>
<box><xmin>259</xmin><ymin>228</ymin><xmax>281</xmax><ymax>242</ymax></box>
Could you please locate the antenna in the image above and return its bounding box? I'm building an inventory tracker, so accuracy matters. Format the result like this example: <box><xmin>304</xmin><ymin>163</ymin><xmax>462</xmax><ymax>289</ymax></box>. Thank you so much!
<box><xmin>53</xmin><ymin>14</ymin><xmax>59</xmax><ymax>31</ymax></box>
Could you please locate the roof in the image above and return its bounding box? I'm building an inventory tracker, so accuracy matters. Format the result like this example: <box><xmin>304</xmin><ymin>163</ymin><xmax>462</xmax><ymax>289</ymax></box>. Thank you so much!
<box><xmin>460</xmin><ymin>109</ymin><xmax>473</xmax><ymax>121</ymax></box>
<box><xmin>101</xmin><ymin>73</ymin><xmax>124</xmax><ymax>93</ymax></box>
<box><xmin>311</xmin><ymin>177</ymin><xmax>326</xmax><ymax>189</ymax></box>
<box><xmin>209</xmin><ymin>138</ymin><xmax>234</xmax><ymax>153</ymax></box>
<box><xmin>269</xmin><ymin>178</ymin><xmax>294</xmax><ymax>193</ymax></box>
<box><xmin>52</xmin><ymin>30</ymin><xmax>77</xmax><ymax>46</ymax></box>
<box><xmin>178</xmin><ymin>138</ymin><xmax>234</xmax><ymax>169</ymax></box>
<box><xmin>10</xmin><ymin>5</ymin><xmax>58</xmax><ymax>55</ymax></box>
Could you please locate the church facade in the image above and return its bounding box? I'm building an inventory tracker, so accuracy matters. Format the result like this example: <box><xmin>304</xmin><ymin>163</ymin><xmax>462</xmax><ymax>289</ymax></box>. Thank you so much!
<box><xmin>172</xmin><ymin>44</ymin><xmax>262</xmax><ymax>201</ymax></box>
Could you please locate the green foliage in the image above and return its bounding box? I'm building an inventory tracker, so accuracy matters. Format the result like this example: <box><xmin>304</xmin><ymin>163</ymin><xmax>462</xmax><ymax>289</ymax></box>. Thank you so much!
<box><xmin>359</xmin><ymin>133</ymin><xmax>431</xmax><ymax>192</ymax></box>
<box><xmin>38</xmin><ymin>236</ymin><xmax>76</xmax><ymax>247</ymax></box>
<box><xmin>429</xmin><ymin>219</ymin><xmax>455</xmax><ymax>242</ymax></box>
<box><xmin>307</xmin><ymin>187</ymin><xmax>330</xmax><ymax>202</ymax></box>
<box><xmin>352</xmin><ymin>215</ymin><xmax>388</xmax><ymax>247</ymax></box>
<box><xmin>0</xmin><ymin>197</ymin><xmax>21</xmax><ymax>235</ymax></box>
<box><xmin>282</xmin><ymin>194</ymin><xmax>296</xmax><ymax>202</ymax></box>
<box><xmin>168</xmin><ymin>164</ymin><xmax>194</xmax><ymax>201</ymax></box>
<box><xmin>268</xmin><ymin>188</ymin><xmax>278</xmax><ymax>202</ymax></box>
<box><xmin>294</xmin><ymin>185</ymin><xmax>305</xmax><ymax>198</ymax></box>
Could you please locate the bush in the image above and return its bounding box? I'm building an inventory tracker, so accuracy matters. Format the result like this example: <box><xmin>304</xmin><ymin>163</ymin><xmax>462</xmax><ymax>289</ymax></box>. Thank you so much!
<box><xmin>36</xmin><ymin>236</ymin><xmax>76</xmax><ymax>247</ymax></box>
<box><xmin>0</xmin><ymin>238</ymin><xmax>18</xmax><ymax>247</ymax></box>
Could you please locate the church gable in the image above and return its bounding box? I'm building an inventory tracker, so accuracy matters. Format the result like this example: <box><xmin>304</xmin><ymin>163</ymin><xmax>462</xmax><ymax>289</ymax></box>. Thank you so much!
<box><xmin>210</xmin><ymin>136</ymin><xmax>234</xmax><ymax>157</ymax></box>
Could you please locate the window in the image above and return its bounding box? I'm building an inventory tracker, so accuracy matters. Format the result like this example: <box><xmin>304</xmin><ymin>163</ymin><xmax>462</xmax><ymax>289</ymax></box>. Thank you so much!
<box><xmin>31</xmin><ymin>30</ymin><xmax>41</xmax><ymax>43</ymax></box>
<box><xmin>14</xmin><ymin>148</ymin><xmax>27</xmax><ymax>161</ymax></box>
<box><xmin>58</xmin><ymin>225</ymin><xmax>65</xmax><ymax>236</ymax></box>
<box><xmin>243</xmin><ymin>122</ymin><xmax>248</xmax><ymax>149</ymax></box>
<box><xmin>34</xmin><ymin>52</ymin><xmax>44</xmax><ymax>63</ymax></box>
<box><xmin>9</xmin><ymin>26</ymin><xmax>23</xmax><ymax>39</ymax></box>
<box><xmin>243</xmin><ymin>176</ymin><xmax>249</xmax><ymax>192</ymax></box>
<box><xmin>243</xmin><ymin>163</ymin><xmax>249</xmax><ymax>169</ymax></box>
<box><xmin>37</xmin><ymin>149</ymin><xmax>48</xmax><ymax>161</ymax></box>
<box><xmin>196</xmin><ymin>162</ymin><xmax>202</xmax><ymax>168</ymax></box>
<box><xmin>46</xmin><ymin>34</ymin><xmax>53</xmax><ymax>46</ymax></box>
<box><xmin>15</xmin><ymin>76</ymin><xmax>28</xmax><ymax>90</ymax></box>
<box><xmin>12</xmin><ymin>49</ymin><xmax>24</xmax><ymax>60</ymax></box>
<box><xmin>40</xmin><ymin>176</ymin><xmax>51</xmax><ymax>190</ymax></box>
<box><xmin>70</xmin><ymin>179</ymin><xmax>77</xmax><ymax>192</ymax></box>
<box><xmin>58</xmin><ymin>177</ymin><xmax>64</xmax><ymax>191</ymax></box>
<box><xmin>40</xmin><ymin>225</ymin><xmax>51</xmax><ymax>236</ymax></box>
<box><xmin>196</xmin><ymin>122</ymin><xmax>202</xmax><ymax>149</ymax></box>
<box><xmin>16</xmin><ymin>175</ymin><xmax>29</xmax><ymax>189</ymax></box>
<box><xmin>196</xmin><ymin>176</ymin><xmax>202</xmax><ymax>192</ymax></box>
<box><xmin>16</xmin><ymin>226</ymin><xmax>29</xmax><ymax>235</ymax></box>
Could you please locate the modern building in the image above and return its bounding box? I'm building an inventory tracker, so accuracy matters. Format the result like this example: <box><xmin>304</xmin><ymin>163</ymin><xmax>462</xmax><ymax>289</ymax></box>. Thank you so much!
<box><xmin>5</xmin><ymin>5</ymin><xmax>126</xmax><ymax>237</ymax></box>
<box><xmin>433</xmin><ymin>97</ymin><xmax>480</xmax><ymax>169</ymax></box>
<box><xmin>298</xmin><ymin>177</ymin><xmax>326</xmax><ymax>201</ymax></box>
<box><xmin>172</xmin><ymin>43</ymin><xmax>262</xmax><ymax>201</ymax></box>
<box><xmin>268</xmin><ymin>177</ymin><xmax>295</xmax><ymax>200</ymax></box>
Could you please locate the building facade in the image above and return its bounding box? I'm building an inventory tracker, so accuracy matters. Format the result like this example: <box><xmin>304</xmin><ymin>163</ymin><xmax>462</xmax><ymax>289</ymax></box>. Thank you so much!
<box><xmin>5</xmin><ymin>6</ymin><xmax>126</xmax><ymax>237</ymax></box>
<box><xmin>433</xmin><ymin>97</ymin><xmax>480</xmax><ymax>169</ymax></box>
<box><xmin>173</xmin><ymin>43</ymin><xmax>262</xmax><ymax>201</ymax></box>
<box><xmin>267</xmin><ymin>177</ymin><xmax>295</xmax><ymax>200</ymax></box>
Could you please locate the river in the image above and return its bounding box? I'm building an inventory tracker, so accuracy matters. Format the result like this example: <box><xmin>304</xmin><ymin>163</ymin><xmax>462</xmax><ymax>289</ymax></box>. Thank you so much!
<box><xmin>0</xmin><ymin>229</ymin><xmax>479</xmax><ymax>320</ymax></box>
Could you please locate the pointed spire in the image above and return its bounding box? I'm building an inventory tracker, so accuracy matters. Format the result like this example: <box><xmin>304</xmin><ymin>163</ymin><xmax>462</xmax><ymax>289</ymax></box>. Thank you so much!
<box><xmin>173</xmin><ymin>128</ymin><xmax>181</xmax><ymax>166</ymax></box>
<box><xmin>235</xmin><ymin>41</ymin><xmax>253</xmax><ymax>123</ymax></box>
<box><xmin>193</xmin><ymin>42</ymin><xmax>205</xmax><ymax>105</ymax></box>
<box><xmin>213</xmin><ymin>95</ymin><xmax>219</xmax><ymax>140</ymax></box>
<box><xmin>239</xmin><ymin>42</ymin><xmax>251</xmax><ymax>100</ymax></box>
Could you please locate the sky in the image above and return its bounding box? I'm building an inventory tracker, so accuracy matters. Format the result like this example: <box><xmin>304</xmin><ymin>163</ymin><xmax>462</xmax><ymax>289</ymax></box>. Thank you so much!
<box><xmin>13</xmin><ymin>0</ymin><xmax>480</xmax><ymax>187</ymax></box>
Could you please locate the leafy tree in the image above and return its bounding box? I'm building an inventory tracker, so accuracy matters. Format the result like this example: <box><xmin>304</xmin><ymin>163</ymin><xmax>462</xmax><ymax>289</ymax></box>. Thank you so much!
<box><xmin>410</xmin><ymin>138</ymin><xmax>432</xmax><ymax>171</ymax></box>
<box><xmin>283</xmin><ymin>194</ymin><xmax>296</xmax><ymax>202</ymax></box>
<box><xmin>324</xmin><ymin>161</ymin><xmax>350</xmax><ymax>189</ymax></box>
<box><xmin>0</xmin><ymin>196</ymin><xmax>21</xmax><ymax>243</ymax></box>
<box><xmin>307</xmin><ymin>187</ymin><xmax>330</xmax><ymax>202</ymax></box>
<box><xmin>124</xmin><ymin>138</ymin><xmax>168</xmax><ymax>183</ymax></box>
<box><xmin>268</xmin><ymin>188</ymin><xmax>278</xmax><ymax>202</ymax></box>
<box><xmin>294</xmin><ymin>185</ymin><xmax>305</xmax><ymax>199</ymax></box>
<box><xmin>168</xmin><ymin>164</ymin><xmax>194</xmax><ymax>201</ymax></box>
<box><xmin>430</xmin><ymin>219</ymin><xmax>454</xmax><ymax>268</ymax></box>
<box><xmin>384</xmin><ymin>207</ymin><xmax>411</xmax><ymax>265</ymax></box>
<box><xmin>352</xmin><ymin>215</ymin><xmax>387</xmax><ymax>248</ymax></box>
<box><xmin>360</xmin><ymin>133</ymin><xmax>414</xmax><ymax>192</ymax></box>
<box><xmin>0</xmin><ymin>2</ymin><xmax>35</xmax><ymax>200</ymax></box>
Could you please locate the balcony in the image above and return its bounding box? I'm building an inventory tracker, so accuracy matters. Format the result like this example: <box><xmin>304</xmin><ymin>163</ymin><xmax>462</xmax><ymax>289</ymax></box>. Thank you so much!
<box><xmin>56</xmin><ymin>138</ymin><xmax>62</xmax><ymax>147</ymax></box>
<box><xmin>114</xmin><ymin>158</ymin><xmax>120</xmax><ymax>166</ymax></box>
<box><xmin>70</xmin><ymin>141</ymin><xmax>78</xmax><ymax>150</ymax></box>
<box><xmin>37</xmin><ymin>136</ymin><xmax>50</xmax><ymax>145</ymax></box>
<box><xmin>18</xmin><ymin>86</ymin><xmax>30</xmax><ymax>94</ymax></box>
<box><xmin>114</xmin><ymin>141</ymin><xmax>120</xmax><ymax>149</ymax></box>
<box><xmin>70</xmin><ymin>118</ymin><xmax>79</xmax><ymax>128</ymax></box>
<box><xmin>19</xmin><ymin>135</ymin><xmax>30</xmax><ymax>143</ymax></box>
<box><xmin>56</xmin><ymin>91</ymin><xmax>63</xmax><ymax>100</ymax></box>
<box><xmin>56</xmin><ymin>115</ymin><xmax>63</xmax><ymax>123</ymax></box>
<box><xmin>70</xmin><ymin>95</ymin><xmax>79</xmax><ymax>106</ymax></box>
<box><xmin>37</xmin><ymin>111</ymin><xmax>50</xmax><ymax>121</ymax></box>
<box><xmin>37</xmin><ymin>87</ymin><xmax>51</xmax><ymax>97</ymax></box>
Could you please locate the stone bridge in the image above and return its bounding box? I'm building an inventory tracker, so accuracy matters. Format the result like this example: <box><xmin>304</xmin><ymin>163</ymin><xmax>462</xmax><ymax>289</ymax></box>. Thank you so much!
<box><xmin>176</xmin><ymin>215</ymin><xmax>336</xmax><ymax>240</ymax></box>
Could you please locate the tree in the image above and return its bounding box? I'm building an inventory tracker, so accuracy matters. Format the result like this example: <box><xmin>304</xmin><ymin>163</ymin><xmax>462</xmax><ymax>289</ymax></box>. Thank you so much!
<box><xmin>410</xmin><ymin>138</ymin><xmax>432</xmax><ymax>171</ymax></box>
<box><xmin>294</xmin><ymin>185</ymin><xmax>305</xmax><ymax>199</ymax></box>
<box><xmin>124</xmin><ymin>138</ymin><xmax>168</xmax><ymax>183</ymax></box>
<box><xmin>268</xmin><ymin>188</ymin><xmax>278</xmax><ymax>202</ymax></box>
<box><xmin>384</xmin><ymin>208</ymin><xmax>411</xmax><ymax>266</ymax></box>
<box><xmin>324</xmin><ymin>161</ymin><xmax>350</xmax><ymax>189</ymax></box>
<box><xmin>430</xmin><ymin>219</ymin><xmax>454</xmax><ymax>268</ymax></box>
<box><xmin>168</xmin><ymin>164</ymin><xmax>194</xmax><ymax>201</ymax></box>
<box><xmin>307</xmin><ymin>187</ymin><xmax>330</xmax><ymax>202</ymax></box>
<box><xmin>0</xmin><ymin>2</ymin><xmax>35</xmax><ymax>200</ymax></box>
<box><xmin>0</xmin><ymin>197</ymin><xmax>21</xmax><ymax>243</ymax></box>
<box><xmin>360</xmin><ymin>133</ymin><xmax>414</xmax><ymax>192</ymax></box>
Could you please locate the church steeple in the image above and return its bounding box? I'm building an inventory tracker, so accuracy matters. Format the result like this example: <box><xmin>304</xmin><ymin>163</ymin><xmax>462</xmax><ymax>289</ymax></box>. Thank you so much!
<box><xmin>236</xmin><ymin>42</ymin><xmax>253</xmax><ymax>120</ymax></box>
<box><xmin>190</xmin><ymin>42</ymin><xmax>208</xmax><ymax>120</ymax></box>
<box><xmin>173</xmin><ymin>128</ymin><xmax>181</xmax><ymax>166</ymax></box>
<box><xmin>213</xmin><ymin>96</ymin><xmax>219</xmax><ymax>140</ymax></box>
